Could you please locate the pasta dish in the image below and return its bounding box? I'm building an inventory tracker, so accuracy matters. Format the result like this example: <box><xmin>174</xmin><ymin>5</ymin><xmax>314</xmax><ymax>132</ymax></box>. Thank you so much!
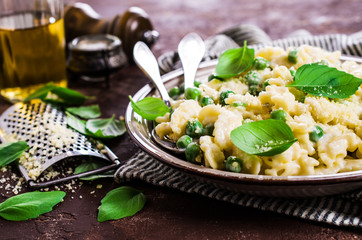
<box><xmin>153</xmin><ymin>45</ymin><xmax>362</xmax><ymax>176</ymax></box>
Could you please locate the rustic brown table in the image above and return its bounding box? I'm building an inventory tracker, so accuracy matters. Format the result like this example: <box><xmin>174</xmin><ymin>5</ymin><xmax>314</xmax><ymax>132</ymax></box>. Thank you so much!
<box><xmin>1</xmin><ymin>0</ymin><xmax>362</xmax><ymax>239</ymax></box>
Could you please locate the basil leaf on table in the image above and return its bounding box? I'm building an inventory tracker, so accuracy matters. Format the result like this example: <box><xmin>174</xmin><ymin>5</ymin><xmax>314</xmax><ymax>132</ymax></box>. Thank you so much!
<box><xmin>0</xmin><ymin>191</ymin><xmax>65</xmax><ymax>221</ymax></box>
<box><xmin>24</xmin><ymin>83</ymin><xmax>90</xmax><ymax>106</ymax></box>
<box><xmin>98</xmin><ymin>186</ymin><xmax>146</xmax><ymax>222</ymax></box>
<box><xmin>66</xmin><ymin>112</ymin><xmax>89</xmax><ymax>136</ymax></box>
<box><xmin>66</xmin><ymin>105</ymin><xmax>101</xmax><ymax>119</ymax></box>
<box><xmin>74</xmin><ymin>159</ymin><xmax>114</xmax><ymax>181</ymax></box>
<box><xmin>66</xmin><ymin>112</ymin><xmax>126</xmax><ymax>139</ymax></box>
<box><xmin>230</xmin><ymin>119</ymin><xmax>297</xmax><ymax>156</ymax></box>
<box><xmin>214</xmin><ymin>41</ymin><xmax>255</xmax><ymax>79</ymax></box>
<box><xmin>23</xmin><ymin>83</ymin><xmax>55</xmax><ymax>102</ymax></box>
<box><xmin>50</xmin><ymin>86</ymin><xmax>90</xmax><ymax>106</ymax></box>
<box><xmin>287</xmin><ymin>63</ymin><xmax>362</xmax><ymax>99</ymax></box>
<box><xmin>0</xmin><ymin>141</ymin><xmax>29</xmax><ymax>167</ymax></box>
<box><xmin>86</xmin><ymin>115</ymin><xmax>126</xmax><ymax>139</ymax></box>
<box><xmin>129</xmin><ymin>96</ymin><xmax>171</xmax><ymax>120</ymax></box>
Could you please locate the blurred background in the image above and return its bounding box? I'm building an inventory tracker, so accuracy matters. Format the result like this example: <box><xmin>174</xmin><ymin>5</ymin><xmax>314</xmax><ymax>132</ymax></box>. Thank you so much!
<box><xmin>64</xmin><ymin>0</ymin><xmax>362</xmax><ymax>57</ymax></box>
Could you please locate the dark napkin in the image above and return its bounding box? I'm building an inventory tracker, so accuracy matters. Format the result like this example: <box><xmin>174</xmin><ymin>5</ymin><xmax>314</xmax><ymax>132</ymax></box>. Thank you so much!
<box><xmin>115</xmin><ymin>24</ymin><xmax>362</xmax><ymax>228</ymax></box>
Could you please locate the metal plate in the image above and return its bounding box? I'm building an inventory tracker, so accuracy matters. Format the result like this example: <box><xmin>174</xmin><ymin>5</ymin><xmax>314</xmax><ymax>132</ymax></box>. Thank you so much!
<box><xmin>125</xmin><ymin>60</ymin><xmax>362</xmax><ymax>197</ymax></box>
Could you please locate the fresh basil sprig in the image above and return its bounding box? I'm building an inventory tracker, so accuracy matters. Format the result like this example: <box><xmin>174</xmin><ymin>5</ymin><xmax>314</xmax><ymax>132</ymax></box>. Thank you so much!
<box><xmin>287</xmin><ymin>63</ymin><xmax>362</xmax><ymax>99</ymax></box>
<box><xmin>74</xmin><ymin>160</ymin><xmax>114</xmax><ymax>181</ymax></box>
<box><xmin>0</xmin><ymin>191</ymin><xmax>65</xmax><ymax>221</ymax></box>
<box><xmin>214</xmin><ymin>41</ymin><xmax>255</xmax><ymax>79</ymax></box>
<box><xmin>24</xmin><ymin>83</ymin><xmax>90</xmax><ymax>106</ymax></box>
<box><xmin>129</xmin><ymin>96</ymin><xmax>170</xmax><ymax>120</ymax></box>
<box><xmin>66</xmin><ymin>105</ymin><xmax>101</xmax><ymax>119</ymax></box>
<box><xmin>86</xmin><ymin>115</ymin><xmax>126</xmax><ymax>138</ymax></box>
<box><xmin>66</xmin><ymin>112</ymin><xmax>126</xmax><ymax>139</ymax></box>
<box><xmin>230</xmin><ymin>119</ymin><xmax>297</xmax><ymax>156</ymax></box>
<box><xmin>65</xmin><ymin>112</ymin><xmax>88</xmax><ymax>135</ymax></box>
<box><xmin>98</xmin><ymin>186</ymin><xmax>146</xmax><ymax>222</ymax></box>
<box><xmin>0</xmin><ymin>141</ymin><xmax>29</xmax><ymax>167</ymax></box>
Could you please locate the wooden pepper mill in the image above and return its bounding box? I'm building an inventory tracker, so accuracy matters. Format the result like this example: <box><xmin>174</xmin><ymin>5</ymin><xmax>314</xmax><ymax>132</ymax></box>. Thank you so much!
<box><xmin>64</xmin><ymin>2</ymin><xmax>159</xmax><ymax>61</ymax></box>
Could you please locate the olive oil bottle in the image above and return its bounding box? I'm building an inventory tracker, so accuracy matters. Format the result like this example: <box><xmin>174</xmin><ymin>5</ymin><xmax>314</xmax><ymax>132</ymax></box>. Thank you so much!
<box><xmin>0</xmin><ymin>11</ymin><xmax>67</xmax><ymax>102</ymax></box>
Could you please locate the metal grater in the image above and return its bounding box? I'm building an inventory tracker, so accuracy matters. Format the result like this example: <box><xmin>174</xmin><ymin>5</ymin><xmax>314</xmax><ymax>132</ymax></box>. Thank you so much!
<box><xmin>0</xmin><ymin>100</ymin><xmax>120</xmax><ymax>188</ymax></box>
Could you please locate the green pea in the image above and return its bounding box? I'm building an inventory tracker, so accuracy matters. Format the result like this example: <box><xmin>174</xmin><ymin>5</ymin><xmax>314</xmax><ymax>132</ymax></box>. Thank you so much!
<box><xmin>225</xmin><ymin>156</ymin><xmax>243</xmax><ymax>173</ymax></box>
<box><xmin>288</xmin><ymin>49</ymin><xmax>298</xmax><ymax>64</ymax></box>
<box><xmin>176</xmin><ymin>135</ymin><xmax>193</xmax><ymax>149</ymax></box>
<box><xmin>270</xmin><ymin>109</ymin><xmax>287</xmax><ymax>122</ymax></box>
<box><xmin>297</xmin><ymin>95</ymin><xmax>306</xmax><ymax>103</ymax></box>
<box><xmin>179</xmin><ymin>83</ymin><xmax>185</xmax><ymax>94</ymax></box>
<box><xmin>289</xmin><ymin>69</ymin><xmax>296</xmax><ymax>78</ymax></box>
<box><xmin>231</xmin><ymin>102</ymin><xmax>247</xmax><ymax>107</ymax></box>
<box><xmin>248</xmin><ymin>85</ymin><xmax>259</xmax><ymax>96</ymax></box>
<box><xmin>244</xmin><ymin>70</ymin><xmax>262</xmax><ymax>86</ymax></box>
<box><xmin>219</xmin><ymin>90</ymin><xmax>235</xmax><ymax>106</ymax></box>
<box><xmin>184</xmin><ymin>87</ymin><xmax>201</xmax><ymax>100</ymax></box>
<box><xmin>309</xmin><ymin>126</ymin><xmax>324</xmax><ymax>142</ymax></box>
<box><xmin>262</xmin><ymin>79</ymin><xmax>270</xmax><ymax>90</ymax></box>
<box><xmin>185</xmin><ymin>142</ymin><xmax>202</xmax><ymax>164</ymax></box>
<box><xmin>200</xmin><ymin>96</ymin><xmax>214</xmax><ymax>107</ymax></box>
<box><xmin>186</xmin><ymin>119</ymin><xmax>204</xmax><ymax>138</ymax></box>
<box><xmin>194</xmin><ymin>80</ymin><xmax>201</xmax><ymax>87</ymax></box>
<box><xmin>203</xmin><ymin>123</ymin><xmax>214</xmax><ymax>136</ymax></box>
<box><xmin>253</xmin><ymin>57</ymin><xmax>270</xmax><ymax>70</ymax></box>
<box><xmin>168</xmin><ymin>87</ymin><xmax>180</xmax><ymax>99</ymax></box>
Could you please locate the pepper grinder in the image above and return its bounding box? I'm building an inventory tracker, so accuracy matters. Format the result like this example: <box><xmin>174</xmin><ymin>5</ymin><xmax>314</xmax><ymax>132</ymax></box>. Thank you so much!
<box><xmin>64</xmin><ymin>2</ymin><xmax>159</xmax><ymax>61</ymax></box>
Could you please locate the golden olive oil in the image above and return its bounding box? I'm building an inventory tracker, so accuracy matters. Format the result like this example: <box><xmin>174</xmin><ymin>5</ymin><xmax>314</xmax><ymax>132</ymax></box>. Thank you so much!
<box><xmin>0</xmin><ymin>11</ymin><xmax>67</xmax><ymax>102</ymax></box>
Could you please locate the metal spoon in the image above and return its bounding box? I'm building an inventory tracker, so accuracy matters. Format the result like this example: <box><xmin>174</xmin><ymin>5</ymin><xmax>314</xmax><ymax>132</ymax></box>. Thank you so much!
<box><xmin>133</xmin><ymin>41</ymin><xmax>171</xmax><ymax>108</ymax></box>
<box><xmin>178</xmin><ymin>32</ymin><xmax>206</xmax><ymax>89</ymax></box>
<box><xmin>133</xmin><ymin>33</ymin><xmax>205</xmax><ymax>154</ymax></box>
<box><xmin>133</xmin><ymin>41</ymin><xmax>184</xmax><ymax>154</ymax></box>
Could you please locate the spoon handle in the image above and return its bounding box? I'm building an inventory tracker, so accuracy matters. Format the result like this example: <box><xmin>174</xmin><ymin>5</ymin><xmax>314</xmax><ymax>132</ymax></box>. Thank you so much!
<box><xmin>133</xmin><ymin>41</ymin><xmax>171</xmax><ymax>107</ymax></box>
<box><xmin>178</xmin><ymin>32</ymin><xmax>205</xmax><ymax>89</ymax></box>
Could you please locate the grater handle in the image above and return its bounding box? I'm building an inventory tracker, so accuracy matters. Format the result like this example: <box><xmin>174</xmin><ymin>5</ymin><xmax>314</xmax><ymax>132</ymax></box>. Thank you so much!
<box><xmin>27</xmin><ymin>163</ymin><xmax>120</xmax><ymax>188</ymax></box>
<box><xmin>102</xmin><ymin>144</ymin><xmax>120</xmax><ymax>163</ymax></box>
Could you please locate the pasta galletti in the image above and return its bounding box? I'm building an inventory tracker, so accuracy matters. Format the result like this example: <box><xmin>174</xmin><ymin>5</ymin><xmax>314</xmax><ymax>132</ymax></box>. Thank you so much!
<box><xmin>154</xmin><ymin>45</ymin><xmax>362</xmax><ymax>176</ymax></box>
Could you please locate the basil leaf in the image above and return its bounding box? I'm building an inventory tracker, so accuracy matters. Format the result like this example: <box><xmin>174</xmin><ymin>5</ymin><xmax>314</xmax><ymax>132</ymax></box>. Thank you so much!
<box><xmin>74</xmin><ymin>160</ymin><xmax>108</xmax><ymax>174</ymax></box>
<box><xmin>129</xmin><ymin>96</ymin><xmax>170</xmax><ymax>120</ymax></box>
<box><xmin>50</xmin><ymin>86</ymin><xmax>90</xmax><ymax>106</ymax></box>
<box><xmin>230</xmin><ymin>119</ymin><xmax>297</xmax><ymax>156</ymax></box>
<box><xmin>74</xmin><ymin>160</ymin><xmax>114</xmax><ymax>181</ymax></box>
<box><xmin>215</xmin><ymin>41</ymin><xmax>255</xmax><ymax>79</ymax></box>
<box><xmin>66</xmin><ymin>105</ymin><xmax>101</xmax><ymax>119</ymax></box>
<box><xmin>24</xmin><ymin>83</ymin><xmax>90</xmax><ymax>106</ymax></box>
<box><xmin>287</xmin><ymin>64</ymin><xmax>362</xmax><ymax>99</ymax></box>
<box><xmin>0</xmin><ymin>191</ymin><xmax>65</xmax><ymax>221</ymax></box>
<box><xmin>24</xmin><ymin>83</ymin><xmax>55</xmax><ymax>102</ymax></box>
<box><xmin>98</xmin><ymin>186</ymin><xmax>146</xmax><ymax>222</ymax></box>
<box><xmin>0</xmin><ymin>141</ymin><xmax>29</xmax><ymax>167</ymax></box>
<box><xmin>66</xmin><ymin>112</ymin><xmax>89</xmax><ymax>136</ymax></box>
<box><xmin>86</xmin><ymin>115</ymin><xmax>126</xmax><ymax>139</ymax></box>
<box><xmin>66</xmin><ymin>113</ymin><xmax>126</xmax><ymax>139</ymax></box>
